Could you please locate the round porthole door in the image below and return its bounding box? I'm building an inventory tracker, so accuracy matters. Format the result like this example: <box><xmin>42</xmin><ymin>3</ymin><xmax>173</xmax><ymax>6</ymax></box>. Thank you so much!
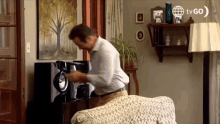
<box><xmin>53</xmin><ymin>71</ymin><xmax>69</xmax><ymax>93</ymax></box>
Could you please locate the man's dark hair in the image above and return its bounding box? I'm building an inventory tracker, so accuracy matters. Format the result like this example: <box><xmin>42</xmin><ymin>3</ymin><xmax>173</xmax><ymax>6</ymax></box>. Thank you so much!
<box><xmin>68</xmin><ymin>24</ymin><xmax>97</xmax><ymax>43</ymax></box>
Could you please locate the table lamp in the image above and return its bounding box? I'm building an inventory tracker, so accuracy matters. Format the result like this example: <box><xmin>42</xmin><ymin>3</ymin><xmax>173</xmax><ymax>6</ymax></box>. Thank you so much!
<box><xmin>188</xmin><ymin>22</ymin><xmax>220</xmax><ymax>124</ymax></box>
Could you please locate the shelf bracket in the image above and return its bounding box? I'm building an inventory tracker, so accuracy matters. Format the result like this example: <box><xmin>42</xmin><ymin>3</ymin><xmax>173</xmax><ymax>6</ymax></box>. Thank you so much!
<box><xmin>155</xmin><ymin>47</ymin><xmax>163</xmax><ymax>62</ymax></box>
<box><xmin>184</xmin><ymin>26</ymin><xmax>193</xmax><ymax>63</ymax></box>
<box><xmin>147</xmin><ymin>27</ymin><xmax>154</xmax><ymax>47</ymax></box>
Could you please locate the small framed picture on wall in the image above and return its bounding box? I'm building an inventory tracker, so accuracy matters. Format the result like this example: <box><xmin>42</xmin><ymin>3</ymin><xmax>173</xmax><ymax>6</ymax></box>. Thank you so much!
<box><xmin>136</xmin><ymin>12</ymin><xmax>144</xmax><ymax>24</ymax></box>
<box><xmin>136</xmin><ymin>30</ymin><xmax>145</xmax><ymax>41</ymax></box>
<box><xmin>151</xmin><ymin>6</ymin><xmax>165</xmax><ymax>24</ymax></box>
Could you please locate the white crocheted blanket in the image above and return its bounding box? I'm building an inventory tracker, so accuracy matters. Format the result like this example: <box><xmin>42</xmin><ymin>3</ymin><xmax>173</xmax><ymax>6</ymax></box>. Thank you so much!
<box><xmin>71</xmin><ymin>95</ymin><xmax>177</xmax><ymax>124</ymax></box>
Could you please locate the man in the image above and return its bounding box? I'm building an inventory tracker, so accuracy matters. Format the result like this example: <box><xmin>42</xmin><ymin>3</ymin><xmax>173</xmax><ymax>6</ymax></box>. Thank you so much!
<box><xmin>66</xmin><ymin>24</ymin><xmax>129</xmax><ymax>108</ymax></box>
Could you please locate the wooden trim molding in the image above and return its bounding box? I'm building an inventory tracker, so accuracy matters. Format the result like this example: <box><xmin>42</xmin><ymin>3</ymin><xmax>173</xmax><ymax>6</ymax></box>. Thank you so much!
<box><xmin>83</xmin><ymin>0</ymin><xmax>90</xmax><ymax>61</ymax></box>
<box><xmin>97</xmin><ymin>0</ymin><xmax>100</xmax><ymax>35</ymax></box>
<box><xmin>100</xmin><ymin>0</ymin><xmax>106</xmax><ymax>38</ymax></box>
<box><xmin>83</xmin><ymin>0</ymin><xmax>106</xmax><ymax>60</ymax></box>
<box><xmin>90</xmin><ymin>0</ymin><xmax>97</xmax><ymax>34</ymax></box>
<box><xmin>16</xmin><ymin>0</ymin><xmax>26</xmax><ymax>123</ymax></box>
<box><xmin>91</xmin><ymin>0</ymin><xmax>105</xmax><ymax>38</ymax></box>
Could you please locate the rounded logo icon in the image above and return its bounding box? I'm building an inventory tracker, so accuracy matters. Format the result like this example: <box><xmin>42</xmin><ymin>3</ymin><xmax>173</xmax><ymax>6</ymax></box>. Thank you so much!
<box><xmin>172</xmin><ymin>6</ymin><xmax>184</xmax><ymax>17</ymax></box>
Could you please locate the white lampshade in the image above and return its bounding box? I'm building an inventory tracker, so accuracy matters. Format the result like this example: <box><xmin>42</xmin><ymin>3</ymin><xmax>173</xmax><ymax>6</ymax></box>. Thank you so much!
<box><xmin>188</xmin><ymin>22</ymin><xmax>220</xmax><ymax>52</ymax></box>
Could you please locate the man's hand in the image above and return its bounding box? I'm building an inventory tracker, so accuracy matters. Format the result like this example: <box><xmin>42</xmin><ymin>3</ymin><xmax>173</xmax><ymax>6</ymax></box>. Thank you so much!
<box><xmin>66</xmin><ymin>71</ymin><xmax>88</xmax><ymax>83</ymax></box>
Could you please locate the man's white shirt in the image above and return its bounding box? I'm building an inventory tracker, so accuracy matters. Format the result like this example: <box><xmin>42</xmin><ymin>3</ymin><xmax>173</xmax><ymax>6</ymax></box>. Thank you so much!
<box><xmin>87</xmin><ymin>36</ymin><xmax>129</xmax><ymax>95</ymax></box>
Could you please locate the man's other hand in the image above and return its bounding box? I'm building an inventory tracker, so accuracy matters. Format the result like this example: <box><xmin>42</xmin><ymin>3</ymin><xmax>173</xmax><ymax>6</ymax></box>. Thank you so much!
<box><xmin>66</xmin><ymin>71</ymin><xmax>88</xmax><ymax>83</ymax></box>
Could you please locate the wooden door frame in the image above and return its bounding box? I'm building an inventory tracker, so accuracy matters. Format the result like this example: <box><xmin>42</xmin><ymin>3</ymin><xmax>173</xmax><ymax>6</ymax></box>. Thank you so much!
<box><xmin>16</xmin><ymin>0</ymin><xmax>26</xmax><ymax>124</ymax></box>
<box><xmin>82</xmin><ymin>0</ymin><xmax>90</xmax><ymax>61</ymax></box>
<box><xmin>100</xmin><ymin>0</ymin><xmax>106</xmax><ymax>39</ymax></box>
<box><xmin>90</xmin><ymin>0</ymin><xmax>106</xmax><ymax>38</ymax></box>
<box><xmin>82</xmin><ymin>0</ymin><xmax>106</xmax><ymax>61</ymax></box>
<box><xmin>90</xmin><ymin>0</ymin><xmax>97</xmax><ymax>35</ymax></box>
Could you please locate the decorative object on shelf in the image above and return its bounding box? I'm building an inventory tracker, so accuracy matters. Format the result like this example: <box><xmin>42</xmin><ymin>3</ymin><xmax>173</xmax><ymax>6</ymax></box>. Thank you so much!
<box><xmin>151</xmin><ymin>6</ymin><xmax>165</xmax><ymax>24</ymax></box>
<box><xmin>37</xmin><ymin>0</ymin><xmax>79</xmax><ymax>60</ymax></box>
<box><xmin>185</xmin><ymin>17</ymin><xmax>194</xmax><ymax>24</ymax></box>
<box><xmin>165</xmin><ymin>2</ymin><xmax>173</xmax><ymax>24</ymax></box>
<box><xmin>172</xmin><ymin>6</ymin><xmax>184</xmax><ymax>24</ymax></box>
<box><xmin>135</xmin><ymin>12</ymin><xmax>144</xmax><ymax>24</ymax></box>
<box><xmin>188</xmin><ymin>22</ymin><xmax>220</xmax><ymax>124</ymax></box>
<box><xmin>136</xmin><ymin>30</ymin><xmax>145</xmax><ymax>41</ymax></box>
<box><xmin>165</xmin><ymin>33</ymin><xmax>171</xmax><ymax>46</ymax></box>
<box><xmin>110</xmin><ymin>34</ymin><xmax>138</xmax><ymax>70</ymax></box>
<box><xmin>174</xmin><ymin>16</ymin><xmax>183</xmax><ymax>24</ymax></box>
<box><xmin>177</xmin><ymin>39</ymin><xmax>181</xmax><ymax>45</ymax></box>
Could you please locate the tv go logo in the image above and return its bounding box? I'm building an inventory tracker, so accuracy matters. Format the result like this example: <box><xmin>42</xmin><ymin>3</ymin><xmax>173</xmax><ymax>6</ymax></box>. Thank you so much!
<box><xmin>172</xmin><ymin>6</ymin><xmax>209</xmax><ymax>18</ymax></box>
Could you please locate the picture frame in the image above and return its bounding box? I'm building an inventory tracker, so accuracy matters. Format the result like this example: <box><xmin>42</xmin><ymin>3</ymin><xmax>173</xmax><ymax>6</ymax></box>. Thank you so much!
<box><xmin>136</xmin><ymin>12</ymin><xmax>144</xmax><ymax>24</ymax></box>
<box><xmin>136</xmin><ymin>30</ymin><xmax>145</xmax><ymax>41</ymax></box>
<box><xmin>36</xmin><ymin>0</ymin><xmax>81</xmax><ymax>60</ymax></box>
<box><xmin>151</xmin><ymin>6</ymin><xmax>165</xmax><ymax>24</ymax></box>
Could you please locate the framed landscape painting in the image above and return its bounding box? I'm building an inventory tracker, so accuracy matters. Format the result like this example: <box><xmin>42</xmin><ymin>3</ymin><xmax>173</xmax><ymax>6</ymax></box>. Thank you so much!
<box><xmin>37</xmin><ymin>0</ymin><xmax>79</xmax><ymax>60</ymax></box>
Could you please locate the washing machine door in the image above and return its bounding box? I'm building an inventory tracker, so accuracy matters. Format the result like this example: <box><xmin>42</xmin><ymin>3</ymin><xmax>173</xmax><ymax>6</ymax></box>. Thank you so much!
<box><xmin>53</xmin><ymin>71</ymin><xmax>69</xmax><ymax>93</ymax></box>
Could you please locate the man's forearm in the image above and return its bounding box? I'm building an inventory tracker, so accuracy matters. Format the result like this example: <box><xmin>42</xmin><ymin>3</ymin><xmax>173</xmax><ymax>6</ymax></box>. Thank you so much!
<box><xmin>80</xmin><ymin>73</ymin><xmax>90</xmax><ymax>83</ymax></box>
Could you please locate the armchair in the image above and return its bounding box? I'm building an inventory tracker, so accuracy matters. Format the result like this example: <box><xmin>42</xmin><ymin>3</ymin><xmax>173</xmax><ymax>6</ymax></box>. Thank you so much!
<box><xmin>71</xmin><ymin>95</ymin><xmax>177</xmax><ymax>124</ymax></box>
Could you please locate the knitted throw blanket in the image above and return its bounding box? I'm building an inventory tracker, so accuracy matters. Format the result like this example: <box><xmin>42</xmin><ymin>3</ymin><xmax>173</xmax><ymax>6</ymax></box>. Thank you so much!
<box><xmin>71</xmin><ymin>95</ymin><xmax>177</xmax><ymax>124</ymax></box>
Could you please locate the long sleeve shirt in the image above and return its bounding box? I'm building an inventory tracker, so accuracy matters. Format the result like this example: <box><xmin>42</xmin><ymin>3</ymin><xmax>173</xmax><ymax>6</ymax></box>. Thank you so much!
<box><xmin>87</xmin><ymin>36</ymin><xmax>129</xmax><ymax>95</ymax></box>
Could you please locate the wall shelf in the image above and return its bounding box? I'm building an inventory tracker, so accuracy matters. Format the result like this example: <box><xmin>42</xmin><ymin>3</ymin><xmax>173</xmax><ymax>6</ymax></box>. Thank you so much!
<box><xmin>155</xmin><ymin>45</ymin><xmax>188</xmax><ymax>48</ymax></box>
<box><xmin>147</xmin><ymin>23</ymin><xmax>193</xmax><ymax>63</ymax></box>
<box><xmin>147</xmin><ymin>23</ymin><xmax>191</xmax><ymax>27</ymax></box>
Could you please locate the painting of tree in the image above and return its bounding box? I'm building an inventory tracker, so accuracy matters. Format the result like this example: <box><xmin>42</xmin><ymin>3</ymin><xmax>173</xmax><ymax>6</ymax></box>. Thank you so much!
<box><xmin>37</xmin><ymin>0</ymin><xmax>78</xmax><ymax>60</ymax></box>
